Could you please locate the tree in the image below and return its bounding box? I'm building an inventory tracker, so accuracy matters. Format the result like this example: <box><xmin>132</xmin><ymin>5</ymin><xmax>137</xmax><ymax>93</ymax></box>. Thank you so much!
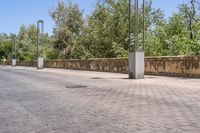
<box><xmin>50</xmin><ymin>1</ymin><xmax>85</xmax><ymax>59</ymax></box>
<box><xmin>0</xmin><ymin>33</ymin><xmax>12</xmax><ymax>60</ymax></box>
<box><xmin>179</xmin><ymin>0</ymin><xmax>200</xmax><ymax>40</ymax></box>
<box><xmin>17</xmin><ymin>24</ymin><xmax>49</xmax><ymax>61</ymax></box>
<box><xmin>1</xmin><ymin>0</ymin><xmax>200</xmax><ymax>59</ymax></box>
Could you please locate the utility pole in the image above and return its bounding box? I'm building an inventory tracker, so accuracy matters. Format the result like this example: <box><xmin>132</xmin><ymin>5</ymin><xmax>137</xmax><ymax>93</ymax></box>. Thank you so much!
<box><xmin>128</xmin><ymin>0</ymin><xmax>145</xmax><ymax>79</ymax></box>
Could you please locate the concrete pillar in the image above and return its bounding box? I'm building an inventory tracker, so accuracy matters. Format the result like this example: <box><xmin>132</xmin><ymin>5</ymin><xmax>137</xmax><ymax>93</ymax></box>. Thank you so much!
<box><xmin>37</xmin><ymin>58</ymin><xmax>44</xmax><ymax>69</ymax></box>
<box><xmin>129</xmin><ymin>51</ymin><xmax>144</xmax><ymax>79</ymax></box>
<box><xmin>12</xmin><ymin>59</ymin><xmax>16</xmax><ymax>67</ymax></box>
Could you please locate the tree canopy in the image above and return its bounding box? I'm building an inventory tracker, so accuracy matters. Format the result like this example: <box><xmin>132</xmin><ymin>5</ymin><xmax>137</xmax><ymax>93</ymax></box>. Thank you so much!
<box><xmin>0</xmin><ymin>0</ymin><xmax>199</xmax><ymax>60</ymax></box>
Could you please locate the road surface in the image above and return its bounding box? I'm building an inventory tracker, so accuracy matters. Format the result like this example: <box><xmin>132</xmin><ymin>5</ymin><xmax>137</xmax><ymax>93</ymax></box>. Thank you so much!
<box><xmin>0</xmin><ymin>66</ymin><xmax>200</xmax><ymax>133</ymax></box>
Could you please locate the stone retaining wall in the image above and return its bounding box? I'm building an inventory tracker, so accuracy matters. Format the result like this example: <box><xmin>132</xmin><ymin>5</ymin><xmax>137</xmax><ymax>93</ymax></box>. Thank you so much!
<box><xmin>44</xmin><ymin>59</ymin><xmax>128</xmax><ymax>73</ymax></box>
<box><xmin>145</xmin><ymin>56</ymin><xmax>200</xmax><ymax>78</ymax></box>
<box><xmin>1</xmin><ymin>56</ymin><xmax>200</xmax><ymax>78</ymax></box>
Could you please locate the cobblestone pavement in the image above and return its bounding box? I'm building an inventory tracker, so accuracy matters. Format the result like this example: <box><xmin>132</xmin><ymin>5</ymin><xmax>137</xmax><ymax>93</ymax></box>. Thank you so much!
<box><xmin>0</xmin><ymin>66</ymin><xmax>200</xmax><ymax>133</ymax></box>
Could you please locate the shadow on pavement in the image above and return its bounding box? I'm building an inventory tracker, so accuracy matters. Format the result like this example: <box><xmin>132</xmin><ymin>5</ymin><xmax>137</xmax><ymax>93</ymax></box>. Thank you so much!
<box><xmin>91</xmin><ymin>76</ymin><xmax>158</xmax><ymax>80</ymax></box>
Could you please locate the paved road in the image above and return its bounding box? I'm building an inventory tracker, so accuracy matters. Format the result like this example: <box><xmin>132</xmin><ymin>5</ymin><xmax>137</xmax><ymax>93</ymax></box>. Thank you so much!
<box><xmin>0</xmin><ymin>66</ymin><xmax>200</xmax><ymax>133</ymax></box>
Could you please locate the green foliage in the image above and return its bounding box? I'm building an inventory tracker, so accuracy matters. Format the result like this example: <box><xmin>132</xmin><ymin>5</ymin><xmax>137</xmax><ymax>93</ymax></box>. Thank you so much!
<box><xmin>0</xmin><ymin>0</ymin><xmax>200</xmax><ymax>61</ymax></box>
<box><xmin>17</xmin><ymin>25</ymin><xmax>50</xmax><ymax>61</ymax></box>
<box><xmin>145</xmin><ymin>0</ymin><xmax>200</xmax><ymax>56</ymax></box>
<box><xmin>0</xmin><ymin>33</ymin><xmax>12</xmax><ymax>60</ymax></box>
<box><xmin>50</xmin><ymin>1</ymin><xmax>85</xmax><ymax>59</ymax></box>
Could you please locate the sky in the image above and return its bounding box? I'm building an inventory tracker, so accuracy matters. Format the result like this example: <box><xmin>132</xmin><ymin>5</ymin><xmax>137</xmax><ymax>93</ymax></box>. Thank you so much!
<box><xmin>0</xmin><ymin>0</ymin><xmax>181</xmax><ymax>35</ymax></box>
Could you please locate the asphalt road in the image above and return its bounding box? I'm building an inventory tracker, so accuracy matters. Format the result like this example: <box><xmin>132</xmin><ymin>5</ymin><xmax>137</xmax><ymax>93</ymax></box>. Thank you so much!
<box><xmin>0</xmin><ymin>66</ymin><xmax>200</xmax><ymax>133</ymax></box>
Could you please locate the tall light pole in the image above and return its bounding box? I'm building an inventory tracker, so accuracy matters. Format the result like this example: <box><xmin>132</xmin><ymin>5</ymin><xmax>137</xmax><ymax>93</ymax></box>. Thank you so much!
<box><xmin>37</xmin><ymin>20</ymin><xmax>44</xmax><ymax>69</ymax></box>
<box><xmin>134</xmin><ymin>0</ymin><xmax>139</xmax><ymax>51</ymax></box>
<box><xmin>128</xmin><ymin>0</ymin><xmax>145</xmax><ymax>79</ymax></box>
<box><xmin>142</xmin><ymin>0</ymin><xmax>145</xmax><ymax>51</ymax></box>
<box><xmin>128</xmin><ymin>0</ymin><xmax>131</xmax><ymax>51</ymax></box>
<box><xmin>11</xmin><ymin>34</ymin><xmax>17</xmax><ymax>67</ymax></box>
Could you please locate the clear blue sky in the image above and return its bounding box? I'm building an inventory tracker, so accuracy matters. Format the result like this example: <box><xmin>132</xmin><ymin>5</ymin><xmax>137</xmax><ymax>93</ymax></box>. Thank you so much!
<box><xmin>0</xmin><ymin>0</ymin><xmax>180</xmax><ymax>35</ymax></box>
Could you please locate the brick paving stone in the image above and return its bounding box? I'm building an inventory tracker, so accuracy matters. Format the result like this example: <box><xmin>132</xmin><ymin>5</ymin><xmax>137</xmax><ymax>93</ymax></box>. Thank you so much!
<box><xmin>0</xmin><ymin>66</ymin><xmax>200</xmax><ymax>133</ymax></box>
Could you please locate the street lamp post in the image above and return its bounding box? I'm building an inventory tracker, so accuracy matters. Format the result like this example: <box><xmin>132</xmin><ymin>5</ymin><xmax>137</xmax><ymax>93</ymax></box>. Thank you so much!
<box><xmin>142</xmin><ymin>0</ymin><xmax>145</xmax><ymax>51</ymax></box>
<box><xmin>128</xmin><ymin>0</ymin><xmax>145</xmax><ymax>79</ymax></box>
<box><xmin>12</xmin><ymin>36</ymin><xmax>16</xmax><ymax>67</ymax></box>
<box><xmin>37</xmin><ymin>20</ymin><xmax>44</xmax><ymax>69</ymax></box>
